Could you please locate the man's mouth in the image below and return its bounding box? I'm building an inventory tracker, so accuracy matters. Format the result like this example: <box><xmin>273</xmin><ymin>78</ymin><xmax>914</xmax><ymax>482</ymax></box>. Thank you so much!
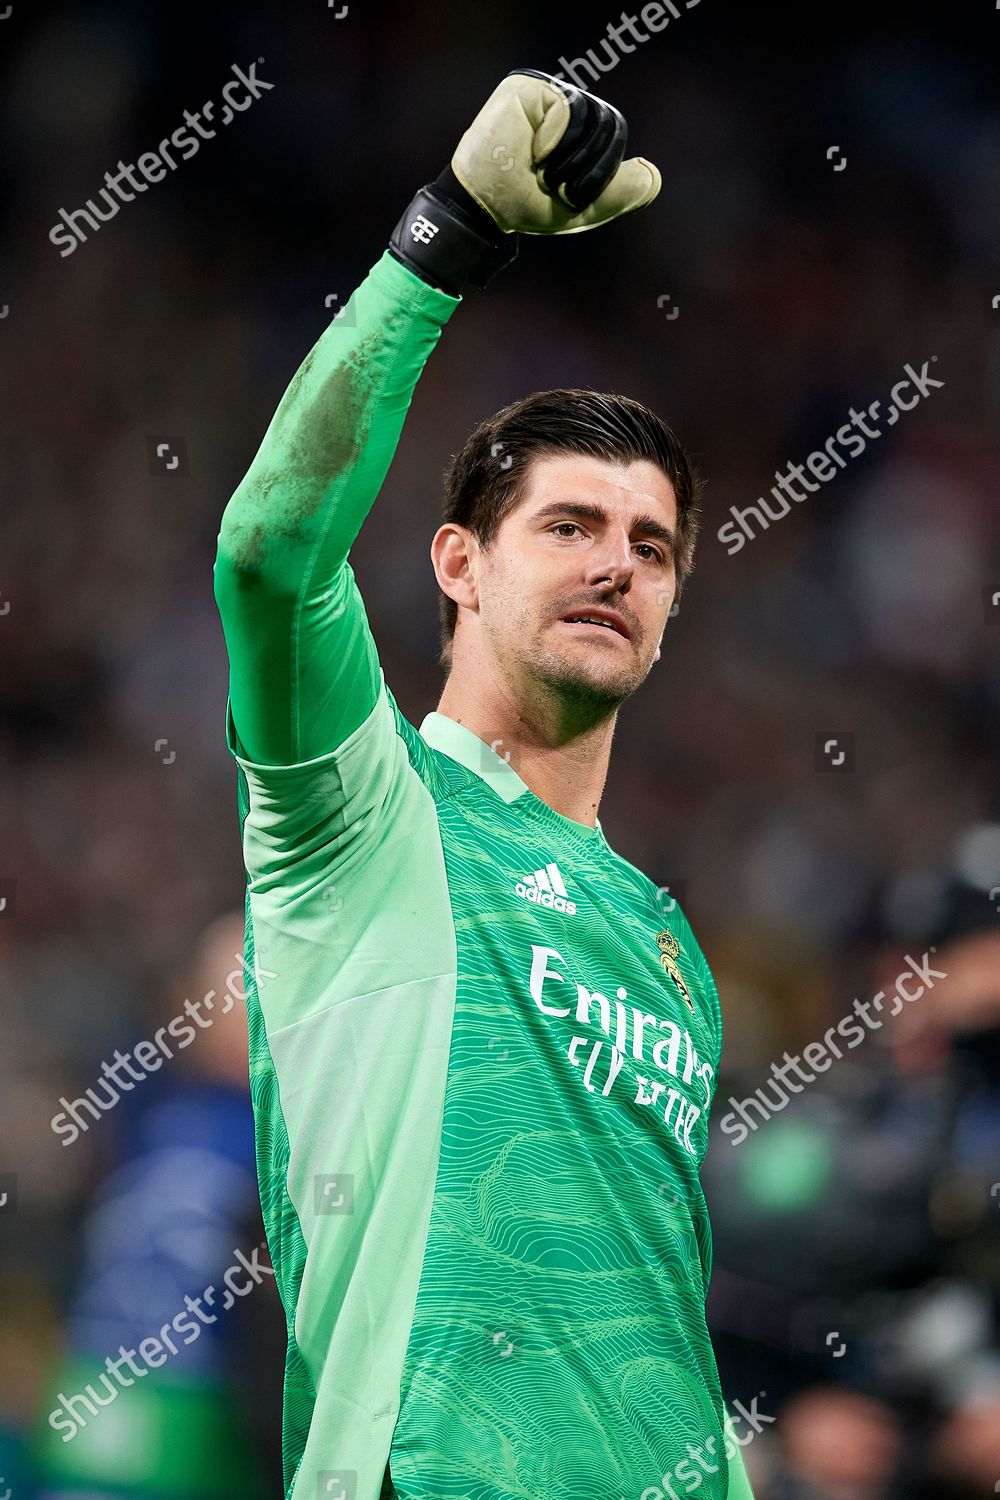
<box><xmin>559</xmin><ymin>610</ymin><xmax>631</xmax><ymax>640</ymax></box>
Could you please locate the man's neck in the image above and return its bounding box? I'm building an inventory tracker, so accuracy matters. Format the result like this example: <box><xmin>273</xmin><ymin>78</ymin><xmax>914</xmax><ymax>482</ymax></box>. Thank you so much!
<box><xmin>435</xmin><ymin>676</ymin><xmax>616</xmax><ymax>829</ymax></box>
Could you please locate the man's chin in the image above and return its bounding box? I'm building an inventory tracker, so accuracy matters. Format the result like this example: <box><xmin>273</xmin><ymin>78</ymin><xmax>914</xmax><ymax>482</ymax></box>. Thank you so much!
<box><xmin>530</xmin><ymin>644</ymin><xmax>651</xmax><ymax>708</ymax></box>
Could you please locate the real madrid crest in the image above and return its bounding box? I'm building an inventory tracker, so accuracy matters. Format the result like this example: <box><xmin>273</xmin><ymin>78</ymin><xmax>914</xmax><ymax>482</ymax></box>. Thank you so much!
<box><xmin>655</xmin><ymin>927</ymin><xmax>695</xmax><ymax>1012</ymax></box>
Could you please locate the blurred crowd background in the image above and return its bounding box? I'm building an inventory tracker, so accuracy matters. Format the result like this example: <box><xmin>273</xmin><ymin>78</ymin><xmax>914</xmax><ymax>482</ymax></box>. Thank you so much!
<box><xmin>2</xmin><ymin>1</ymin><xmax>999</xmax><ymax>1496</ymax></box>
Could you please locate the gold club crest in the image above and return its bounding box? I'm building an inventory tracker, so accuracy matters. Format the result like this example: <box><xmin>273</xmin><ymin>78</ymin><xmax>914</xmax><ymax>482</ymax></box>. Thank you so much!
<box><xmin>655</xmin><ymin>927</ymin><xmax>695</xmax><ymax>1012</ymax></box>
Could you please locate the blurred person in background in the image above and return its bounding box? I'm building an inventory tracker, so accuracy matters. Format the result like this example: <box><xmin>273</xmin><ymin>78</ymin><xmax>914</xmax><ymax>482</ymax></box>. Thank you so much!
<box><xmin>703</xmin><ymin>862</ymin><xmax>1000</xmax><ymax>1497</ymax></box>
<box><xmin>763</xmin><ymin>1387</ymin><xmax>903</xmax><ymax>1500</ymax></box>
<box><xmin>30</xmin><ymin>912</ymin><xmax>283</xmax><ymax>1500</ymax></box>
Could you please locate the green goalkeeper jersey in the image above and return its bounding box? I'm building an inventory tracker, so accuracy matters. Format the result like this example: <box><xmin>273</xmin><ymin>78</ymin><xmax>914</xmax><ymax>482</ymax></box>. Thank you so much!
<box><xmin>214</xmin><ymin>249</ymin><xmax>755</xmax><ymax>1500</ymax></box>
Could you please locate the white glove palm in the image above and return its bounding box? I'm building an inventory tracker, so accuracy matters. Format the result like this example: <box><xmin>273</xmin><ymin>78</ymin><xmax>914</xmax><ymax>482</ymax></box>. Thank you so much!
<box><xmin>451</xmin><ymin>68</ymin><xmax>661</xmax><ymax>235</ymax></box>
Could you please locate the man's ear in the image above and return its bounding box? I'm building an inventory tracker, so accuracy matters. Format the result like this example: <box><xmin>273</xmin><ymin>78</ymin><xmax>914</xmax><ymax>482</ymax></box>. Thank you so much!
<box><xmin>431</xmin><ymin>523</ymin><xmax>479</xmax><ymax>614</ymax></box>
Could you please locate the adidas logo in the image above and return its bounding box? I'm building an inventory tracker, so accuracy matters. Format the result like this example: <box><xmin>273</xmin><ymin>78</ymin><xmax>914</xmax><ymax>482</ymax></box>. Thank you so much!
<box><xmin>515</xmin><ymin>861</ymin><xmax>577</xmax><ymax>916</ymax></box>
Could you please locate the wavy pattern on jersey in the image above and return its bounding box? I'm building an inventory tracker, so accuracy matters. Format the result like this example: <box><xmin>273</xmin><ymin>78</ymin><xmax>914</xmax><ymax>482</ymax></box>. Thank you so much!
<box><xmin>235</xmin><ymin>766</ymin><xmax>316</xmax><ymax>1499</ymax></box>
<box><xmin>390</xmin><ymin>772</ymin><xmax>728</xmax><ymax>1500</ymax></box>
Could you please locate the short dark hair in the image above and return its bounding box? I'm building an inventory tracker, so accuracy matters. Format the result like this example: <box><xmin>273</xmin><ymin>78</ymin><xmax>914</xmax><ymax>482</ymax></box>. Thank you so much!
<box><xmin>437</xmin><ymin>388</ymin><xmax>702</xmax><ymax>670</ymax></box>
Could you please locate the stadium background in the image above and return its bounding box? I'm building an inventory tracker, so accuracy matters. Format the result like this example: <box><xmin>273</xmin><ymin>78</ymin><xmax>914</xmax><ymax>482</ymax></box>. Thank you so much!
<box><xmin>1</xmin><ymin>0</ymin><xmax>999</xmax><ymax>1495</ymax></box>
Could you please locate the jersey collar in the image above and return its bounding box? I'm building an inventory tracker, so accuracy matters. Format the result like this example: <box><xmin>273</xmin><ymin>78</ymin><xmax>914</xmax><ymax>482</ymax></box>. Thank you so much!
<box><xmin>418</xmin><ymin>711</ymin><xmax>530</xmax><ymax>805</ymax></box>
<box><xmin>417</xmin><ymin>711</ymin><xmax>605</xmax><ymax>836</ymax></box>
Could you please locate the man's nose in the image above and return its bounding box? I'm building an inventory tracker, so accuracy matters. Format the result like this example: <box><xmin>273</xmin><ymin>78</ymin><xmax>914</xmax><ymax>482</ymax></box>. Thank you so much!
<box><xmin>586</xmin><ymin>533</ymin><xmax>635</xmax><ymax>589</ymax></box>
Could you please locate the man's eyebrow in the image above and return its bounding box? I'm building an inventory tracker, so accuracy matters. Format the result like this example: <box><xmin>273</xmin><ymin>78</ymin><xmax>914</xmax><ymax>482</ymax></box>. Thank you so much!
<box><xmin>530</xmin><ymin>499</ymin><xmax>676</xmax><ymax>553</ymax></box>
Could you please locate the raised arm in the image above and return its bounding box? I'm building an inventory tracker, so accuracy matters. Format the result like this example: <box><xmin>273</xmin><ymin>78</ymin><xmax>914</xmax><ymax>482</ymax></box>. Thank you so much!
<box><xmin>214</xmin><ymin>68</ymin><xmax>660</xmax><ymax>770</ymax></box>
<box><xmin>213</xmin><ymin>255</ymin><xmax>463</xmax><ymax>766</ymax></box>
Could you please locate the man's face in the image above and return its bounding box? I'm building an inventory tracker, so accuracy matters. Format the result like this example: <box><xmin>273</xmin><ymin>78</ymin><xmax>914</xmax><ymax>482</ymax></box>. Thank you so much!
<box><xmin>471</xmin><ymin>452</ymin><xmax>678</xmax><ymax>714</ymax></box>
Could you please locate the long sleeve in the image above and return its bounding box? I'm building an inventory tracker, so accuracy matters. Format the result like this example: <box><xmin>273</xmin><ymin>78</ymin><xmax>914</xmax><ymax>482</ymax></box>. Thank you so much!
<box><xmin>213</xmin><ymin>250</ymin><xmax>460</xmax><ymax>767</ymax></box>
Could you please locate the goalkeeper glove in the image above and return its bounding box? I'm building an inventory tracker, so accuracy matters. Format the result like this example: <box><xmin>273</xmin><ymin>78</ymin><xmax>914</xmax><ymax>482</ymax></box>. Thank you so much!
<box><xmin>389</xmin><ymin>67</ymin><xmax>661</xmax><ymax>296</ymax></box>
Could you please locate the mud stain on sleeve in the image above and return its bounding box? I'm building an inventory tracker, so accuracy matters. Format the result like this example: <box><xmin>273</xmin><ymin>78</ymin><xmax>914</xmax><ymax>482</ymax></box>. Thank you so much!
<box><xmin>221</xmin><ymin>329</ymin><xmax>384</xmax><ymax>585</ymax></box>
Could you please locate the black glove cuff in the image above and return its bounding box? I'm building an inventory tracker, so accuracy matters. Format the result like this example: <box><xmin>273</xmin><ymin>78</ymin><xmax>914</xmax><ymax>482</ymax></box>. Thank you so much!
<box><xmin>388</xmin><ymin>175</ymin><xmax>518</xmax><ymax>297</ymax></box>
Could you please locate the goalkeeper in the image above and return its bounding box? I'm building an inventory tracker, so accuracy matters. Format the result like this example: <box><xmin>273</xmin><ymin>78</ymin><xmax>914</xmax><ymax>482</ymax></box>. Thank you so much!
<box><xmin>214</xmin><ymin>68</ymin><xmax>756</xmax><ymax>1500</ymax></box>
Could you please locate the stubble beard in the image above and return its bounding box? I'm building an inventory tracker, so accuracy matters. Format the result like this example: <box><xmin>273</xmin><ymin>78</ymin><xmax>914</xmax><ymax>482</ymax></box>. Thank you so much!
<box><xmin>501</xmin><ymin>614</ymin><xmax>653</xmax><ymax>718</ymax></box>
